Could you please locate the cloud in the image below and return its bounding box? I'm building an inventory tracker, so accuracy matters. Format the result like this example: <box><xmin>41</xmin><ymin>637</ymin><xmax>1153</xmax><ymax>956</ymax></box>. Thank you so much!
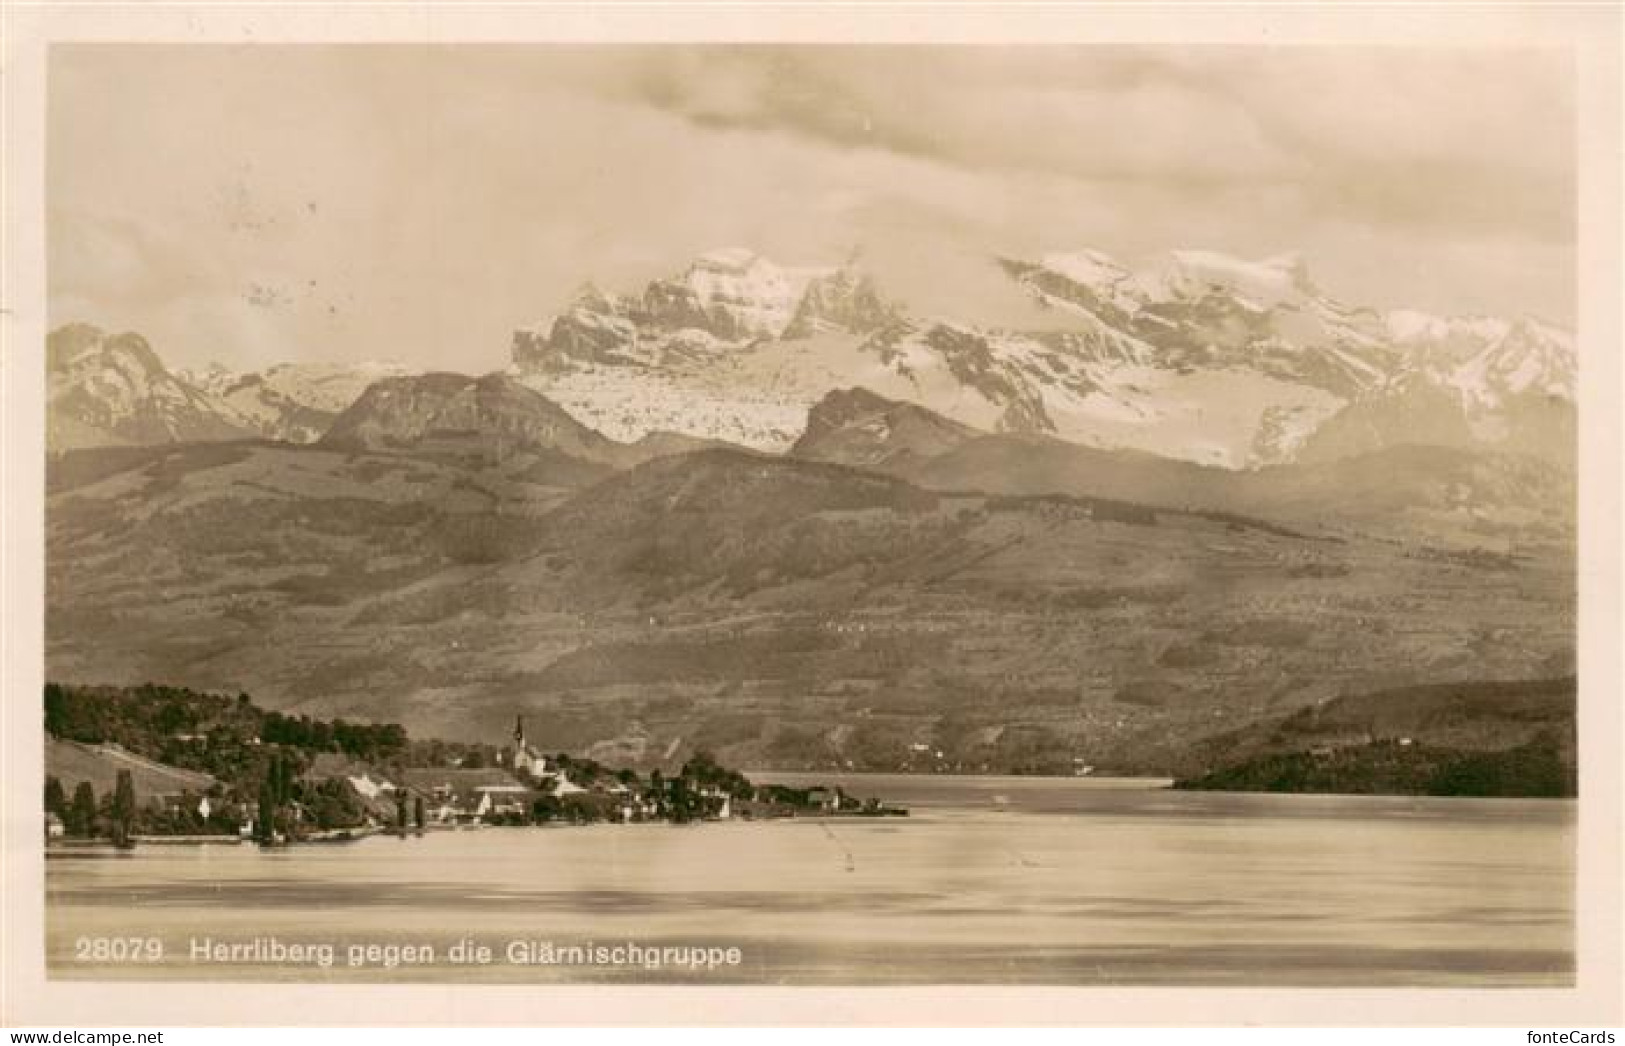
<box><xmin>618</xmin><ymin>48</ymin><xmax>1291</xmax><ymax>183</ymax></box>
<box><xmin>612</xmin><ymin>46</ymin><xmax>1572</xmax><ymax>241</ymax></box>
<box><xmin>46</xmin><ymin>44</ymin><xmax>1576</xmax><ymax>372</ymax></box>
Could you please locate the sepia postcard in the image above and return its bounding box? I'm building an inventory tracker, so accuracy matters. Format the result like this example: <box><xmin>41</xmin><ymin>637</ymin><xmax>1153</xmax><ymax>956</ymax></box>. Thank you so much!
<box><xmin>2</xmin><ymin>1</ymin><xmax>1621</xmax><ymax>1029</ymax></box>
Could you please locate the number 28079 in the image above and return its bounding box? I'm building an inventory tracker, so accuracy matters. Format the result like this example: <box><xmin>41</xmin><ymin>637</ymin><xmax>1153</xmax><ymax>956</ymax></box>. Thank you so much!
<box><xmin>74</xmin><ymin>936</ymin><xmax>163</xmax><ymax>962</ymax></box>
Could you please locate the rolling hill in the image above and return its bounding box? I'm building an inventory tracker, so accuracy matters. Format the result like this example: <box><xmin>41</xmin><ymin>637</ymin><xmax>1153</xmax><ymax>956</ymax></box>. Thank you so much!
<box><xmin>46</xmin><ymin>426</ymin><xmax>1574</xmax><ymax>774</ymax></box>
<box><xmin>1174</xmin><ymin>677</ymin><xmax>1576</xmax><ymax>796</ymax></box>
<box><xmin>791</xmin><ymin>388</ymin><xmax>1574</xmax><ymax>552</ymax></box>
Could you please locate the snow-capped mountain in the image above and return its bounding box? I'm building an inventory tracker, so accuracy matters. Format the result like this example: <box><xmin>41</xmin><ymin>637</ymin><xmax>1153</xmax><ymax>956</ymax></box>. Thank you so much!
<box><xmin>782</xmin><ymin>267</ymin><xmax>906</xmax><ymax>340</ymax></box>
<box><xmin>1440</xmin><ymin>318</ymin><xmax>1575</xmax><ymax>412</ymax></box>
<box><xmin>1293</xmin><ymin>315</ymin><xmax>1576</xmax><ymax>463</ymax></box>
<box><xmin>50</xmin><ymin>245</ymin><xmax>1574</xmax><ymax>470</ymax></box>
<box><xmin>507</xmin><ymin>248</ymin><xmax>919</xmax><ymax>450</ymax></box>
<box><xmin>513</xmin><ymin>248</ymin><xmax>834</xmax><ymax>374</ymax></box>
<box><xmin>511</xmin><ymin>247</ymin><xmax>1575</xmax><ymax>468</ymax></box>
<box><xmin>1003</xmin><ymin>250</ymin><xmax>1575</xmax><ymax>463</ymax></box>
<box><xmin>47</xmin><ymin>324</ymin><xmax>425</xmax><ymax>451</ymax></box>
<box><xmin>47</xmin><ymin>324</ymin><xmax>253</xmax><ymax>451</ymax></box>
<box><xmin>182</xmin><ymin>360</ymin><xmax>417</xmax><ymax>443</ymax></box>
<box><xmin>1003</xmin><ymin>249</ymin><xmax>1409</xmax><ymax>400</ymax></box>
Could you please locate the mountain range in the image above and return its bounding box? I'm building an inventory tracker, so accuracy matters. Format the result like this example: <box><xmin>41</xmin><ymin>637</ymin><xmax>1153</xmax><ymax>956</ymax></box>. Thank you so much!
<box><xmin>48</xmin><ymin>325</ymin><xmax>414</xmax><ymax>450</ymax></box>
<box><xmin>42</xmin><ymin>246</ymin><xmax>1577</xmax><ymax>775</ymax></box>
<box><xmin>510</xmin><ymin>247</ymin><xmax>1575</xmax><ymax>468</ymax></box>
<box><xmin>47</xmin><ymin>324</ymin><xmax>255</xmax><ymax>449</ymax></box>
<box><xmin>48</xmin><ymin>246</ymin><xmax>1575</xmax><ymax>472</ymax></box>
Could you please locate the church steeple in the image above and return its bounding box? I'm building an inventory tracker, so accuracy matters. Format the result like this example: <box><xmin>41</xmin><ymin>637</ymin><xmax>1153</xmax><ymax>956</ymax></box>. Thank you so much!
<box><xmin>512</xmin><ymin>714</ymin><xmax>540</xmax><ymax>777</ymax></box>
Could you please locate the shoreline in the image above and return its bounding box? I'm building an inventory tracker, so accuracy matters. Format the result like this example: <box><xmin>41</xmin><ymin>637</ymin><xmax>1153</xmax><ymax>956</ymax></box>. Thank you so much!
<box><xmin>43</xmin><ymin>772</ymin><xmax>1573</xmax><ymax>854</ymax></box>
<box><xmin>44</xmin><ymin>805</ymin><xmax>914</xmax><ymax>851</ymax></box>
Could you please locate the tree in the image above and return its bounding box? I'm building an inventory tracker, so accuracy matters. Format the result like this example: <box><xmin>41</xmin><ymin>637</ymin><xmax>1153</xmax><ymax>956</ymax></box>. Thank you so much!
<box><xmin>270</xmin><ymin>754</ymin><xmax>291</xmax><ymax>805</ymax></box>
<box><xmin>413</xmin><ymin>796</ymin><xmax>425</xmax><ymax>830</ymax></box>
<box><xmin>256</xmin><ymin>759</ymin><xmax>279</xmax><ymax>843</ymax></box>
<box><xmin>44</xmin><ymin>776</ymin><xmax>66</xmax><ymax>816</ymax></box>
<box><xmin>681</xmin><ymin>750</ymin><xmax>753</xmax><ymax>799</ymax></box>
<box><xmin>44</xmin><ymin>684</ymin><xmax>66</xmax><ymax>737</ymax></box>
<box><xmin>395</xmin><ymin>796</ymin><xmax>408</xmax><ymax>831</ymax></box>
<box><xmin>256</xmin><ymin>788</ymin><xmax>275</xmax><ymax>843</ymax></box>
<box><xmin>68</xmin><ymin>781</ymin><xmax>97</xmax><ymax>837</ymax></box>
<box><xmin>111</xmin><ymin>769</ymin><xmax>136</xmax><ymax>846</ymax></box>
<box><xmin>667</xmin><ymin>777</ymin><xmax>697</xmax><ymax>823</ymax></box>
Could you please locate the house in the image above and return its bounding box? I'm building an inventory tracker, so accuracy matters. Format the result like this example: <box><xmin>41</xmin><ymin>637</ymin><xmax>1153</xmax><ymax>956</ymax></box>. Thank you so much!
<box><xmin>473</xmin><ymin>784</ymin><xmax>531</xmax><ymax>816</ymax></box>
<box><xmin>44</xmin><ymin>812</ymin><xmax>64</xmax><ymax>840</ymax></box>
<box><xmin>301</xmin><ymin>753</ymin><xmax>406</xmax><ymax>821</ymax></box>
<box><xmin>345</xmin><ymin>773</ymin><xmax>395</xmax><ymax>801</ymax></box>
<box><xmin>550</xmin><ymin>773</ymin><xmax>586</xmax><ymax>796</ymax></box>
<box><xmin>397</xmin><ymin>767</ymin><xmax>538</xmax><ymax>823</ymax></box>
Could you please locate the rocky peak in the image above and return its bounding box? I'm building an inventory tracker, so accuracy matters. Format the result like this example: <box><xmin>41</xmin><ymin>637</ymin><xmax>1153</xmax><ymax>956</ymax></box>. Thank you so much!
<box><xmin>782</xmin><ymin>266</ymin><xmax>904</xmax><ymax>340</ymax></box>
<box><xmin>319</xmin><ymin>371</ymin><xmax>623</xmax><ymax>465</ymax></box>
<box><xmin>46</xmin><ymin>324</ymin><xmax>253</xmax><ymax>451</ymax></box>
<box><xmin>177</xmin><ymin>361</ymin><xmax>237</xmax><ymax>395</ymax></box>
<box><xmin>645</xmin><ymin>248</ymin><xmax>821</xmax><ymax>341</ymax></box>
<box><xmin>49</xmin><ymin>325</ymin><xmax>169</xmax><ymax>380</ymax></box>
<box><xmin>791</xmin><ymin>387</ymin><xmax>982</xmax><ymax>469</ymax></box>
<box><xmin>1146</xmin><ymin>249</ymin><xmax>1320</xmax><ymax>310</ymax></box>
<box><xmin>1450</xmin><ymin>316</ymin><xmax>1576</xmax><ymax>407</ymax></box>
<box><xmin>516</xmin><ymin>250</ymin><xmax>833</xmax><ymax>370</ymax></box>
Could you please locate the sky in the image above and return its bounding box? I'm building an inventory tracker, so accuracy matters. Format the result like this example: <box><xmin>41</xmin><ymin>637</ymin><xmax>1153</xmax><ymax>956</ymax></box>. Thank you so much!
<box><xmin>48</xmin><ymin>44</ymin><xmax>1576</xmax><ymax>372</ymax></box>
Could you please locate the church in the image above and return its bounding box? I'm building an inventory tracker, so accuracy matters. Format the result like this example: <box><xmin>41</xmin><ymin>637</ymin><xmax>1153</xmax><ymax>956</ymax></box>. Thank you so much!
<box><xmin>510</xmin><ymin>716</ymin><xmax>549</xmax><ymax>780</ymax></box>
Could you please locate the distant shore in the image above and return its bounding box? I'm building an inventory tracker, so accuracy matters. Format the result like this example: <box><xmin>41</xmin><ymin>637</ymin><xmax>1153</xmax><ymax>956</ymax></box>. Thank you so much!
<box><xmin>747</xmin><ymin>770</ymin><xmax>1174</xmax><ymax>784</ymax></box>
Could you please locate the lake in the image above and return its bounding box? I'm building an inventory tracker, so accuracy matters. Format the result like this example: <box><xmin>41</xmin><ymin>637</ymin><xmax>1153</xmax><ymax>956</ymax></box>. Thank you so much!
<box><xmin>45</xmin><ymin>775</ymin><xmax>1575</xmax><ymax>985</ymax></box>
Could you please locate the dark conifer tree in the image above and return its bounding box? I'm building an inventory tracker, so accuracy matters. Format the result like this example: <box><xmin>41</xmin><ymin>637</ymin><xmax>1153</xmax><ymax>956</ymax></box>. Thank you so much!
<box><xmin>69</xmin><ymin>781</ymin><xmax>97</xmax><ymax>837</ymax></box>
<box><xmin>44</xmin><ymin>776</ymin><xmax>66</xmax><ymax>816</ymax></box>
<box><xmin>111</xmin><ymin>769</ymin><xmax>136</xmax><ymax>846</ymax></box>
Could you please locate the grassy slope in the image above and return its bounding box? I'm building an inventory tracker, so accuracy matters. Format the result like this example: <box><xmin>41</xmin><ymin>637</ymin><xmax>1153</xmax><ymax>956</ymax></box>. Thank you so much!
<box><xmin>46</xmin><ymin>737</ymin><xmax>217</xmax><ymax>798</ymax></box>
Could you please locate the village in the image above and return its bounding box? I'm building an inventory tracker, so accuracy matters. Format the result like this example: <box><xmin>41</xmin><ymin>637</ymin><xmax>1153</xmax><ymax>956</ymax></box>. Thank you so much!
<box><xmin>44</xmin><ymin>707</ymin><xmax>906</xmax><ymax>847</ymax></box>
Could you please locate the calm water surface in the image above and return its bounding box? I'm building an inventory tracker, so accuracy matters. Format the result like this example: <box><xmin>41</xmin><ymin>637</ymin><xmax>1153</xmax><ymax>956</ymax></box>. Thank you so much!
<box><xmin>46</xmin><ymin>776</ymin><xmax>1574</xmax><ymax>985</ymax></box>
